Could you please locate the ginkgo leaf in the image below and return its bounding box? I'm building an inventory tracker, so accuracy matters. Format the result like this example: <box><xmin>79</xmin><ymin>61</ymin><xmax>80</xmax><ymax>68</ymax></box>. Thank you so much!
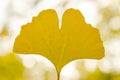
<box><xmin>13</xmin><ymin>8</ymin><xmax>105</xmax><ymax>72</ymax></box>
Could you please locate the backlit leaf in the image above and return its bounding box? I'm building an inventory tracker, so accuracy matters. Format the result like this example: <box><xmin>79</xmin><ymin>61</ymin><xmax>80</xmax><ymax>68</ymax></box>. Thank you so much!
<box><xmin>13</xmin><ymin>9</ymin><xmax>104</xmax><ymax>72</ymax></box>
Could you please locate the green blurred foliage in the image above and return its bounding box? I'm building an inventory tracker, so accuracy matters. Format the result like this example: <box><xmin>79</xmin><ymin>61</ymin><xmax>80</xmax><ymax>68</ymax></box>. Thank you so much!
<box><xmin>97</xmin><ymin>6</ymin><xmax>120</xmax><ymax>40</ymax></box>
<box><xmin>0</xmin><ymin>53</ymin><xmax>24</xmax><ymax>80</ymax></box>
<box><xmin>85</xmin><ymin>68</ymin><xmax>112</xmax><ymax>80</ymax></box>
<box><xmin>84</xmin><ymin>68</ymin><xmax>120</xmax><ymax>80</ymax></box>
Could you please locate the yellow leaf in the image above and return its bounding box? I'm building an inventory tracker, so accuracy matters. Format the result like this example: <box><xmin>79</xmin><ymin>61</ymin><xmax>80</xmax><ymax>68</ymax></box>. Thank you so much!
<box><xmin>13</xmin><ymin>8</ymin><xmax>105</xmax><ymax>72</ymax></box>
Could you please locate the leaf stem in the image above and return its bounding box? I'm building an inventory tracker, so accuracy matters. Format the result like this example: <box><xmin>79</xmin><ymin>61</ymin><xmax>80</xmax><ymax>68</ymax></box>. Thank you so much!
<box><xmin>58</xmin><ymin>72</ymin><xmax>60</xmax><ymax>80</ymax></box>
<box><xmin>57</xmin><ymin>69</ymin><xmax>60</xmax><ymax>80</ymax></box>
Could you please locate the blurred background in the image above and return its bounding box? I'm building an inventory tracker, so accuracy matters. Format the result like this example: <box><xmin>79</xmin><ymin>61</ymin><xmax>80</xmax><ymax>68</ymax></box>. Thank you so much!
<box><xmin>0</xmin><ymin>0</ymin><xmax>120</xmax><ymax>80</ymax></box>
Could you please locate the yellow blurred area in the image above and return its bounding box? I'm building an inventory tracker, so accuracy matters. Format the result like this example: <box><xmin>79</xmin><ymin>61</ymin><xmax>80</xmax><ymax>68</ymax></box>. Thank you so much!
<box><xmin>0</xmin><ymin>0</ymin><xmax>120</xmax><ymax>80</ymax></box>
<box><xmin>0</xmin><ymin>53</ymin><xmax>24</xmax><ymax>80</ymax></box>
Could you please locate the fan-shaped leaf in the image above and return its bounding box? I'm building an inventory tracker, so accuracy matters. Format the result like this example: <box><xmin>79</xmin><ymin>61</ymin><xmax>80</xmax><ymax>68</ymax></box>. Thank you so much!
<box><xmin>13</xmin><ymin>9</ymin><xmax>104</xmax><ymax>72</ymax></box>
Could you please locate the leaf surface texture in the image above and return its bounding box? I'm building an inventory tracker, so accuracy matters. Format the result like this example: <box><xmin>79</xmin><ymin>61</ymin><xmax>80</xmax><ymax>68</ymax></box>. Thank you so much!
<box><xmin>13</xmin><ymin>9</ymin><xmax>104</xmax><ymax>72</ymax></box>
